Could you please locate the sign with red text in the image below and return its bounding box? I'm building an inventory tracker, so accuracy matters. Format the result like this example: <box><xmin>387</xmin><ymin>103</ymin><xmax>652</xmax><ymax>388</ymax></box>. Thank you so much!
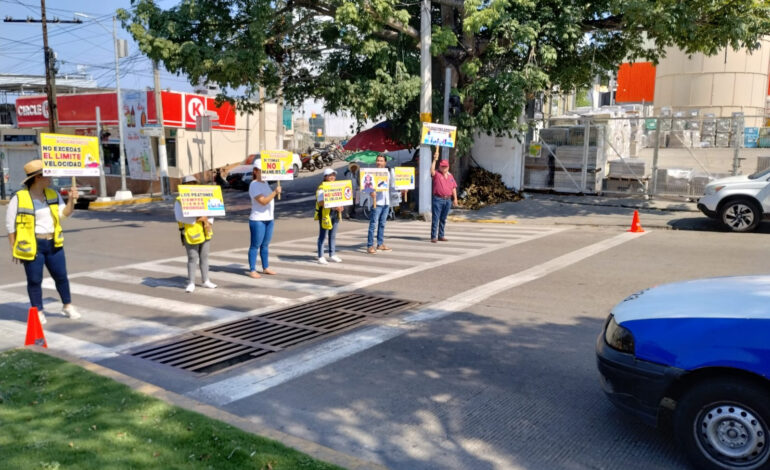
<box><xmin>178</xmin><ymin>185</ymin><xmax>226</xmax><ymax>217</ymax></box>
<box><xmin>322</xmin><ymin>180</ymin><xmax>353</xmax><ymax>208</ymax></box>
<box><xmin>40</xmin><ymin>133</ymin><xmax>101</xmax><ymax>176</ymax></box>
<box><xmin>260</xmin><ymin>150</ymin><xmax>295</xmax><ymax>180</ymax></box>
<box><xmin>360</xmin><ymin>168</ymin><xmax>390</xmax><ymax>193</ymax></box>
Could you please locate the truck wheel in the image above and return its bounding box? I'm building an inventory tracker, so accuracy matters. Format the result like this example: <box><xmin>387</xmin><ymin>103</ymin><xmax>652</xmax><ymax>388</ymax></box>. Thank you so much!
<box><xmin>719</xmin><ymin>198</ymin><xmax>761</xmax><ymax>232</ymax></box>
<box><xmin>674</xmin><ymin>378</ymin><xmax>770</xmax><ymax>470</ymax></box>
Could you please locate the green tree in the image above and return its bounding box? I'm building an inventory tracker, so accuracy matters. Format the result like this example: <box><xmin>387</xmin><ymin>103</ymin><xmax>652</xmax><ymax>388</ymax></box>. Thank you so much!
<box><xmin>120</xmin><ymin>0</ymin><xmax>770</xmax><ymax>154</ymax></box>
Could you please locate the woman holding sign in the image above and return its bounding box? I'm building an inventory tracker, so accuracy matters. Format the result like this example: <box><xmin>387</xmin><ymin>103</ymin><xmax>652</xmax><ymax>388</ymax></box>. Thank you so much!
<box><xmin>174</xmin><ymin>175</ymin><xmax>218</xmax><ymax>293</ymax></box>
<box><xmin>315</xmin><ymin>168</ymin><xmax>343</xmax><ymax>264</ymax></box>
<box><xmin>247</xmin><ymin>158</ymin><xmax>281</xmax><ymax>278</ymax></box>
<box><xmin>5</xmin><ymin>160</ymin><xmax>80</xmax><ymax>324</ymax></box>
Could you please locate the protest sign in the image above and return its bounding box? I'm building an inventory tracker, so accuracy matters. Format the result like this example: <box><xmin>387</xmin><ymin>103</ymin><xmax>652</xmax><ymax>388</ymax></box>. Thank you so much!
<box><xmin>393</xmin><ymin>167</ymin><xmax>415</xmax><ymax>190</ymax></box>
<box><xmin>420</xmin><ymin>123</ymin><xmax>457</xmax><ymax>148</ymax></box>
<box><xmin>322</xmin><ymin>180</ymin><xmax>354</xmax><ymax>208</ymax></box>
<box><xmin>360</xmin><ymin>168</ymin><xmax>390</xmax><ymax>193</ymax></box>
<box><xmin>40</xmin><ymin>133</ymin><xmax>101</xmax><ymax>176</ymax></box>
<box><xmin>260</xmin><ymin>150</ymin><xmax>294</xmax><ymax>180</ymax></box>
<box><xmin>178</xmin><ymin>185</ymin><xmax>226</xmax><ymax>217</ymax></box>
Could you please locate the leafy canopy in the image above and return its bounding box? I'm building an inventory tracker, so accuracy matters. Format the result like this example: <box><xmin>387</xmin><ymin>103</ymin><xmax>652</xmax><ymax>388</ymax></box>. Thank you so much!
<box><xmin>120</xmin><ymin>0</ymin><xmax>770</xmax><ymax>152</ymax></box>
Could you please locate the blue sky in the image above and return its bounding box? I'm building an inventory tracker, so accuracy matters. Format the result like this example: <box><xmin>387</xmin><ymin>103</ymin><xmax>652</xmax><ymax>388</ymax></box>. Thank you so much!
<box><xmin>0</xmin><ymin>0</ymin><xmax>194</xmax><ymax>101</ymax></box>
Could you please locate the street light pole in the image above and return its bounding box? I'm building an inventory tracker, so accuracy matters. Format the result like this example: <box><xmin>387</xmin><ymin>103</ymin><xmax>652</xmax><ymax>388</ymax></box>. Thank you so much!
<box><xmin>112</xmin><ymin>15</ymin><xmax>131</xmax><ymax>199</ymax></box>
<box><xmin>418</xmin><ymin>0</ymin><xmax>432</xmax><ymax>220</ymax></box>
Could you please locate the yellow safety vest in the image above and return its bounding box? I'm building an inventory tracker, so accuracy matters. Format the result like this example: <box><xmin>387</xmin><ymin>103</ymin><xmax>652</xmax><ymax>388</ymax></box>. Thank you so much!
<box><xmin>13</xmin><ymin>188</ymin><xmax>63</xmax><ymax>261</ymax></box>
<box><xmin>176</xmin><ymin>198</ymin><xmax>212</xmax><ymax>245</ymax></box>
<box><xmin>314</xmin><ymin>185</ymin><xmax>340</xmax><ymax>230</ymax></box>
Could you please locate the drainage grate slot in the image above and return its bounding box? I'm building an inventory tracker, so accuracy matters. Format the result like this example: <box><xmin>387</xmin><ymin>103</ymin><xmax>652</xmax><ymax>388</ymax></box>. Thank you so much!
<box><xmin>129</xmin><ymin>293</ymin><xmax>419</xmax><ymax>375</ymax></box>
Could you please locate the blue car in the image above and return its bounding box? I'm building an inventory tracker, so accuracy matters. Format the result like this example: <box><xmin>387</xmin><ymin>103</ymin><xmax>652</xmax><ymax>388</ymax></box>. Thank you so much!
<box><xmin>597</xmin><ymin>275</ymin><xmax>770</xmax><ymax>470</ymax></box>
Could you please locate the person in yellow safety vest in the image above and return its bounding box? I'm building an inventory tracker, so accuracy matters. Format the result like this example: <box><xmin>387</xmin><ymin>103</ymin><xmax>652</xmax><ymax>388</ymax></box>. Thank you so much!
<box><xmin>4</xmin><ymin>160</ymin><xmax>80</xmax><ymax>325</ymax></box>
<box><xmin>315</xmin><ymin>168</ymin><xmax>343</xmax><ymax>264</ymax></box>
<box><xmin>175</xmin><ymin>175</ymin><xmax>217</xmax><ymax>293</ymax></box>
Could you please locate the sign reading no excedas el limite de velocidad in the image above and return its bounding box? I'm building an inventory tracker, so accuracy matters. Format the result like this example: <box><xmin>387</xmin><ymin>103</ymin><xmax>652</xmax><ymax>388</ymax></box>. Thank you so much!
<box><xmin>40</xmin><ymin>133</ymin><xmax>101</xmax><ymax>177</ymax></box>
<box><xmin>322</xmin><ymin>180</ymin><xmax>354</xmax><ymax>208</ymax></box>
<box><xmin>420</xmin><ymin>123</ymin><xmax>457</xmax><ymax>148</ymax></box>
<box><xmin>178</xmin><ymin>185</ymin><xmax>226</xmax><ymax>217</ymax></box>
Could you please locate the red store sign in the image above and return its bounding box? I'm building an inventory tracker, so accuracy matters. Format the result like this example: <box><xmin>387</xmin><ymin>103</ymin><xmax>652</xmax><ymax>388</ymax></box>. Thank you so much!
<box><xmin>15</xmin><ymin>91</ymin><xmax>236</xmax><ymax>131</ymax></box>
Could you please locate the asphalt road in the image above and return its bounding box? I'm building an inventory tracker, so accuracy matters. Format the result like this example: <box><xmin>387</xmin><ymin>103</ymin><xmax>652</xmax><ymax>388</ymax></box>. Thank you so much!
<box><xmin>1</xmin><ymin>181</ymin><xmax>769</xmax><ymax>470</ymax></box>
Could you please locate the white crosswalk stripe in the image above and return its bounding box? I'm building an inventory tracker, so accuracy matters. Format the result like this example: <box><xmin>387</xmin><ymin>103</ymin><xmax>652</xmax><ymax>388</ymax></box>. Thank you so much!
<box><xmin>0</xmin><ymin>222</ymin><xmax>567</xmax><ymax>365</ymax></box>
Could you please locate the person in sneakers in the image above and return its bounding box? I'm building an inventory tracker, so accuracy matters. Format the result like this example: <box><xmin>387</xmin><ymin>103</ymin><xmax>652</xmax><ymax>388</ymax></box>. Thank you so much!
<box><xmin>5</xmin><ymin>159</ymin><xmax>80</xmax><ymax>323</ymax></box>
<box><xmin>430</xmin><ymin>146</ymin><xmax>458</xmax><ymax>243</ymax></box>
<box><xmin>315</xmin><ymin>168</ymin><xmax>343</xmax><ymax>264</ymax></box>
<box><xmin>175</xmin><ymin>175</ymin><xmax>217</xmax><ymax>293</ymax></box>
<box><xmin>366</xmin><ymin>154</ymin><xmax>395</xmax><ymax>254</ymax></box>
<box><xmin>247</xmin><ymin>158</ymin><xmax>281</xmax><ymax>278</ymax></box>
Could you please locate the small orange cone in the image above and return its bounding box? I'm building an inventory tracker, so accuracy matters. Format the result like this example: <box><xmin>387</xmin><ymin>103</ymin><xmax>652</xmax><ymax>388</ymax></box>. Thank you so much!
<box><xmin>24</xmin><ymin>307</ymin><xmax>47</xmax><ymax>348</ymax></box>
<box><xmin>627</xmin><ymin>210</ymin><xmax>644</xmax><ymax>233</ymax></box>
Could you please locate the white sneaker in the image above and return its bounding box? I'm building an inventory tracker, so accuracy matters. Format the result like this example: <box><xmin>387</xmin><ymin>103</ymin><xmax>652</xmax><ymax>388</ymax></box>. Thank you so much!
<box><xmin>38</xmin><ymin>310</ymin><xmax>47</xmax><ymax>325</ymax></box>
<box><xmin>202</xmin><ymin>280</ymin><xmax>218</xmax><ymax>289</ymax></box>
<box><xmin>330</xmin><ymin>255</ymin><xmax>342</xmax><ymax>263</ymax></box>
<box><xmin>185</xmin><ymin>283</ymin><xmax>196</xmax><ymax>293</ymax></box>
<box><xmin>317</xmin><ymin>257</ymin><xmax>328</xmax><ymax>265</ymax></box>
<box><xmin>62</xmin><ymin>305</ymin><xmax>81</xmax><ymax>320</ymax></box>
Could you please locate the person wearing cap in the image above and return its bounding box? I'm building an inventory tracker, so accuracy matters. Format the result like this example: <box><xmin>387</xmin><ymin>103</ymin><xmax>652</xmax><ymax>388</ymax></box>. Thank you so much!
<box><xmin>430</xmin><ymin>146</ymin><xmax>458</xmax><ymax>243</ymax></box>
<box><xmin>366</xmin><ymin>154</ymin><xmax>395</xmax><ymax>254</ymax></box>
<box><xmin>315</xmin><ymin>168</ymin><xmax>343</xmax><ymax>264</ymax></box>
<box><xmin>247</xmin><ymin>158</ymin><xmax>281</xmax><ymax>278</ymax></box>
<box><xmin>175</xmin><ymin>175</ymin><xmax>217</xmax><ymax>293</ymax></box>
<box><xmin>4</xmin><ymin>160</ymin><xmax>80</xmax><ymax>324</ymax></box>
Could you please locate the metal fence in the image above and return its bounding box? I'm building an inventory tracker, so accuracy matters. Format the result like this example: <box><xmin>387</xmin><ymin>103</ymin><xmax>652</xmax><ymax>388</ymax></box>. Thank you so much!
<box><xmin>525</xmin><ymin>112</ymin><xmax>770</xmax><ymax>199</ymax></box>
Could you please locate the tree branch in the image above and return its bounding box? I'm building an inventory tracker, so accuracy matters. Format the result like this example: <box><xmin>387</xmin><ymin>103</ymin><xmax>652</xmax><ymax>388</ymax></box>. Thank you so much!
<box><xmin>581</xmin><ymin>14</ymin><xmax>626</xmax><ymax>32</ymax></box>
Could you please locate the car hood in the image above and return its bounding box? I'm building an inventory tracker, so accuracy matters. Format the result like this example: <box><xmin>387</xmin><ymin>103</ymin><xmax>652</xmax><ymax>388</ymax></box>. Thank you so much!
<box><xmin>229</xmin><ymin>164</ymin><xmax>252</xmax><ymax>175</ymax></box>
<box><xmin>707</xmin><ymin>174</ymin><xmax>752</xmax><ymax>186</ymax></box>
<box><xmin>613</xmin><ymin>275</ymin><xmax>770</xmax><ymax>324</ymax></box>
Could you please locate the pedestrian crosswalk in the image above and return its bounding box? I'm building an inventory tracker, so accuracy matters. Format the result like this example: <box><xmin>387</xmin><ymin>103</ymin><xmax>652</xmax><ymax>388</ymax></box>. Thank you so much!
<box><xmin>0</xmin><ymin>222</ymin><xmax>566</xmax><ymax>363</ymax></box>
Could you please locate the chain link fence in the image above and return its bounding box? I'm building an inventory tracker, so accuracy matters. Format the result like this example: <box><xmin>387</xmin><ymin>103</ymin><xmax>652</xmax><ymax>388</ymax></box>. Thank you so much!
<box><xmin>525</xmin><ymin>110</ymin><xmax>770</xmax><ymax>199</ymax></box>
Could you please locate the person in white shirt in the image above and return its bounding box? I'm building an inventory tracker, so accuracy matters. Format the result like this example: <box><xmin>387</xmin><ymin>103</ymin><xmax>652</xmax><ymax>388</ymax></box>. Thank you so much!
<box><xmin>5</xmin><ymin>160</ymin><xmax>80</xmax><ymax>324</ymax></box>
<box><xmin>366</xmin><ymin>154</ymin><xmax>395</xmax><ymax>254</ymax></box>
<box><xmin>174</xmin><ymin>175</ymin><xmax>217</xmax><ymax>293</ymax></box>
<box><xmin>247</xmin><ymin>158</ymin><xmax>281</xmax><ymax>278</ymax></box>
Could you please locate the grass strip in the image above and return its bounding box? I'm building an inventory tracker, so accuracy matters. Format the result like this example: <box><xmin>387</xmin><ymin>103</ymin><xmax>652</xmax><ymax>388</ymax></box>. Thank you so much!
<box><xmin>0</xmin><ymin>349</ymin><xmax>343</xmax><ymax>470</ymax></box>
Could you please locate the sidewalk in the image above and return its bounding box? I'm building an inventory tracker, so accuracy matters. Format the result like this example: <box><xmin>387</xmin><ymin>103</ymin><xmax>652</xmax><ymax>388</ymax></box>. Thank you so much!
<box><xmin>448</xmin><ymin>193</ymin><xmax>701</xmax><ymax>229</ymax></box>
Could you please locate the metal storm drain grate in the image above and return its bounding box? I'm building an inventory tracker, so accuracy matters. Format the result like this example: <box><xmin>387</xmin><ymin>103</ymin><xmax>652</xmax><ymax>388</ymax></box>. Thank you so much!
<box><xmin>129</xmin><ymin>293</ymin><xmax>419</xmax><ymax>375</ymax></box>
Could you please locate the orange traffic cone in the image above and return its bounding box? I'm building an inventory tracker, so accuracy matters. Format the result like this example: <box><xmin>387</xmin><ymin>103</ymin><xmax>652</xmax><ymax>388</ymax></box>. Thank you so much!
<box><xmin>24</xmin><ymin>307</ymin><xmax>47</xmax><ymax>348</ymax></box>
<box><xmin>627</xmin><ymin>210</ymin><xmax>644</xmax><ymax>233</ymax></box>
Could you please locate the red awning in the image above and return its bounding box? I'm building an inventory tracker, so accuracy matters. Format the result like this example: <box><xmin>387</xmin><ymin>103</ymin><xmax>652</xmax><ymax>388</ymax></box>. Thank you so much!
<box><xmin>343</xmin><ymin>122</ymin><xmax>411</xmax><ymax>152</ymax></box>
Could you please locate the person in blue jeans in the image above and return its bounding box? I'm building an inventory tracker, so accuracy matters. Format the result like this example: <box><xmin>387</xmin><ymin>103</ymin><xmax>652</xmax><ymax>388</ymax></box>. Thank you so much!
<box><xmin>315</xmin><ymin>168</ymin><xmax>343</xmax><ymax>264</ymax></box>
<box><xmin>366</xmin><ymin>154</ymin><xmax>394</xmax><ymax>254</ymax></box>
<box><xmin>430</xmin><ymin>146</ymin><xmax>458</xmax><ymax>242</ymax></box>
<box><xmin>247</xmin><ymin>158</ymin><xmax>281</xmax><ymax>278</ymax></box>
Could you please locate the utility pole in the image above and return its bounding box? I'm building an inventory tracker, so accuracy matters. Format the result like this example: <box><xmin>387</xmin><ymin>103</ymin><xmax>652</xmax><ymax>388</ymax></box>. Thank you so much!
<box><xmin>4</xmin><ymin>1</ymin><xmax>83</xmax><ymax>133</ymax></box>
<box><xmin>153</xmin><ymin>61</ymin><xmax>170</xmax><ymax>196</ymax></box>
<box><xmin>418</xmin><ymin>0</ymin><xmax>432</xmax><ymax>220</ymax></box>
<box><xmin>259</xmin><ymin>86</ymin><xmax>266</xmax><ymax>151</ymax></box>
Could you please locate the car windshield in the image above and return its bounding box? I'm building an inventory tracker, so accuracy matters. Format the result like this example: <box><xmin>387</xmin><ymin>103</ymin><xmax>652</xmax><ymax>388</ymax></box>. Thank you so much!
<box><xmin>748</xmin><ymin>167</ymin><xmax>770</xmax><ymax>180</ymax></box>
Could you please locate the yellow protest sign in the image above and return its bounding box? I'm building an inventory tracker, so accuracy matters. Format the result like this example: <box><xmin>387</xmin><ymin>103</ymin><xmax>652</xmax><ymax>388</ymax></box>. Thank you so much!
<box><xmin>322</xmin><ymin>180</ymin><xmax>353</xmax><ymax>208</ymax></box>
<box><xmin>40</xmin><ymin>133</ymin><xmax>101</xmax><ymax>176</ymax></box>
<box><xmin>393</xmin><ymin>167</ymin><xmax>415</xmax><ymax>190</ymax></box>
<box><xmin>260</xmin><ymin>150</ymin><xmax>295</xmax><ymax>180</ymax></box>
<box><xmin>178</xmin><ymin>185</ymin><xmax>226</xmax><ymax>217</ymax></box>
<box><xmin>360</xmin><ymin>168</ymin><xmax>390</xmax><ymax>193</ymax></box>
<box><xmin>420</xmin><ymin>123</ymin><xmax>457</xmax><ymax>148</ymax></box>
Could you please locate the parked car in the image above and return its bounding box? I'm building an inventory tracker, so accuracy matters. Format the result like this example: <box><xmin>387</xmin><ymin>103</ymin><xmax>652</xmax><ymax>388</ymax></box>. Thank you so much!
<box><xmin>597</xmin><ymin>275</ymin><xmax>770</xmax><ymax>470</ymax></box>
<box><xmin>226</xmin><ymin>153</ymin><xmax>302</xmax><ymax>190</ymax></box>
<box><xmin>51</xmin><ymin>178</ymin><xmax>97</xmax><ymax>208</ymax></box>
<box><xmin>698</xmin><ymin>168</ymin><xmax>770</xmax><ymax>232</ymax></box>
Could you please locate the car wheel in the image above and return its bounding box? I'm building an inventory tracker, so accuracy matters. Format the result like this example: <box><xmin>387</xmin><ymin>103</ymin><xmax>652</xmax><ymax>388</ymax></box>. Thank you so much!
<box><xmin>674</xmin><ymin>378</ymin><xmax>770</xmax><ymax>470</ymax></box>
<box><xmin>293</xmin><ymin>164</ymin><xmax>300</xmax><ymax>179</ymax></box>
<box><xmin>719</xmin><ymin>198</ymin><xmax>761</xmax><ymax>232</ymax></box>
<box><xmin>362</xmin><ymin>198</ymin><xmax>372</xmax><ymax>219</ymax></box>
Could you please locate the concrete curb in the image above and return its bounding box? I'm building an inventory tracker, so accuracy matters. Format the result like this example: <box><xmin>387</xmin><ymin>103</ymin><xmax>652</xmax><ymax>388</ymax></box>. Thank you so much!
<box><xmin>88</xmin><ymin>196</ymin><xmax>165</xmax><ymax>210</ymax></box>
<box><xmin>28</xmin><ymin>346</ymin><xmax>387</xmax><ymax>470</ymax></box>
